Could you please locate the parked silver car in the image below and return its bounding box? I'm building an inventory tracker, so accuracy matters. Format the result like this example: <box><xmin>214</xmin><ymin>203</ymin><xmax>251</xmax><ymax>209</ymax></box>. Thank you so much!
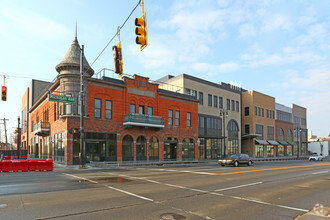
<box><xmin>309</xmin><ymin>154</ymin><xmax>323</xmax><ymax>161</ymax></box>
<box><xmin>218</xmin><ymin>154</ymin><xmax>253</xmax><ymax>167</ymax></box>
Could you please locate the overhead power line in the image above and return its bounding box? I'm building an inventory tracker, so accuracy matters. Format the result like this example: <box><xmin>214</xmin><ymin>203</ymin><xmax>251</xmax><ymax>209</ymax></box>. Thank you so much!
<box><xmin>90</xmin><ymin>0</ymin><xmax>142</xmax><ymax>67</ymax></box>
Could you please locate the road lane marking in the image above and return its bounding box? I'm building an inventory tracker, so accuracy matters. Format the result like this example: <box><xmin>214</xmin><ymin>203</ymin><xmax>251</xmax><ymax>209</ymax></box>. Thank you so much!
<box><xmin>312</xmin><ymin>171</ymin><xmax>328</xmax><ymax>175</ymax></box>
<box><xmin>107</xmin><ymin>186</ymin><xmax>153</xmax><ymax>202</ymax></box>
<box><xmin>64</xmin><ymin>173</ymin><xmax>153</xmax><ymax>202</ymax></box>
<box><xmin>229</xmin><ymin>195</ymin><xmax>309</xmax><ymax>212</ymax></box>
<box><xmin>150</xmin><ymin>169</ymin><xmax>217</xmax><ymax>175</ymax></box>
<box><xmin>100</xmin><ymin>171</ymin><xmax>309</xmax><ymax>213</ymax></box>
<box><xmin>63</xmin><ymin>173</ymin><xmax>98</xmax><ymax>184</ymax></box>
<box><xmin>0</xmin><ymin>204</ymin><xmax>7</xmax><ymax>209</ymax></box>
<box><xmin>217</xmin><ymin>163</ymin><xmax>330</xmax><ymax>175</ymax></box>
<box><xmin>215</xmin><ymin>182</ymin><xmax>263</xmax><ymax>192</ymax></box>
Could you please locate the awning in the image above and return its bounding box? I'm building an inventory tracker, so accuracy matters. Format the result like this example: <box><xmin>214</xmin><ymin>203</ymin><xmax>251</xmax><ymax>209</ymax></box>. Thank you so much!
<box><xmin>267</xmin><ymin>140</ymin><xmax>279</xmax><ymax>145</ymax></box>
<box><xmin>287</xmin><ymin>141</ymin><xmax>297</xmax><ymax>145</ymax></box>
<box><xmin>278</xmin><ymin>141</ymin><xmax>289</xmax><ymax>145</ymax></box>
<box><xmin>255</xmin><ymin>140</ymin><xmax>269</xmax><ymax>145</ymax></box>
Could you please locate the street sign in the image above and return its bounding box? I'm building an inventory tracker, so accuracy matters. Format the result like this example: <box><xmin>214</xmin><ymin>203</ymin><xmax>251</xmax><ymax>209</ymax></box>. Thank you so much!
<box><xmin>48</xmin><ymin>94</ymin><xmax>75</xmax><ymax>103</ymax></box>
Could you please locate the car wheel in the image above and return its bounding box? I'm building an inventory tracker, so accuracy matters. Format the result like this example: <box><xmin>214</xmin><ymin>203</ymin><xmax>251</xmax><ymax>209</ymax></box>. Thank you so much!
<box><xmin>221</xmin><ymin>164</ymin><xmax>225</xmax><ymax>167</ymax></box>
<box><xmin>248</xmin><ymin>160</ymin><xmax>252</xmax><ymax>166</ymax></box>
<box><xmin>234</xmin><ymin>161</ymin><xmax>239</xmax><ymax>167</ymax></box>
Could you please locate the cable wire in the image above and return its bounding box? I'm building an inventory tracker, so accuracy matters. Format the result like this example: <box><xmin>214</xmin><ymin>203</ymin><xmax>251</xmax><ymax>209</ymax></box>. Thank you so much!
<box><xmin>90</xmin><ymin>0</ymin><xmax>141</xmax><ymax>67</ymax></box>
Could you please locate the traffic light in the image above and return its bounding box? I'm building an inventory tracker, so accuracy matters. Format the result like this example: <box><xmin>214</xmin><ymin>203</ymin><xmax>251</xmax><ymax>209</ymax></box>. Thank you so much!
<box><xmin>112</xmin><ymin>42</ymin><xmax>123</xmax><ymax>77</ymax></box>
<box><xmin>1</xmin><ymin>86</ymin><xmax>7</xmax><ymax>101</ymax></box>
<box><xmin>135</xmin><ymin>12</ymin><xmax>147</xmax><ymax>51</ymax></box>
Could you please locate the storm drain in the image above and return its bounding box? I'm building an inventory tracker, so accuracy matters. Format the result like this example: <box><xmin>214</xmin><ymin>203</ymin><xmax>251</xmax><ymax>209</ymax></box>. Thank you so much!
<box><xmin>160</xmin><ymin>213</ymin><xmax>186</xmax><ymax>220</ymax></box>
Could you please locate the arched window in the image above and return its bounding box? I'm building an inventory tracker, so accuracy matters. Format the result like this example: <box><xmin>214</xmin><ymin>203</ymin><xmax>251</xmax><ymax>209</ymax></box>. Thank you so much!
<box><xmin>287</xmin><ymin>129</ymin><xmax>293</xmax><ymax>141</ymax></box>
<box><xmin>278</xmin><ymin>128</ymin><xmax>284</xmax><ymax>141</ymax></box>
<box><xmin>122</xmin><ymin>135</ymin><xmax>134</xmax><ymax>161</ymax></box>
<box><xmin>182</xmin><ymin>138</ymin><xmax>195</xmax><ymax>160</ymax></box>
<box><xmin>149</xmin><ymin>136</ymin><xmax>159</xmax><ymax>161</ymax></box>
<box><xmin>136</xmin><ymin>136</ymin><xmax>147</xmax><ymax>161</ymax></box>
<box><xmin>227</xmin><ymin>120</ymin><xmax>239</xmax><ymax>155</ymax></box>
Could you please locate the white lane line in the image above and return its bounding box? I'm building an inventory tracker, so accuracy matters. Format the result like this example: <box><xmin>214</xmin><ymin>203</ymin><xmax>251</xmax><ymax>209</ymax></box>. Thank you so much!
<box><xmin>107</xmin><ymin>186</ymin><xmax>153</xmax><ymax>202</ymax></box>
<box><xmin>150</xmin><ymin>169</ymin><xmax>217</xmax><ymax>175</ymax></box>
<box><xmin>99</xmin><ymin>171</ymin><xmax>308</xmax><ymax>213</ymax></box>
<box><xmin>63</xmin><ymin>173</ymin><xmax>98</xmax><ymax>184</ymax></box>
<box><xmin>230</xmin><ymin>196</ymin><xmax>308</xmax><ymax>212</ymax></box>
<box><xmin>215</xmin><ymin>182</ymin><xmax>263</xmax><ymax>192</ymax></box>
<box><xmin>312</xmin><ymin>171</ymin><xmax>328</xmax><ymax>175</ymax></box>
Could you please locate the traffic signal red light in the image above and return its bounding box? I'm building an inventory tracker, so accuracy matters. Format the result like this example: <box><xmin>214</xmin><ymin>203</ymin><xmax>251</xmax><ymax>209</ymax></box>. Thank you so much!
<box><xmin>1</xmin><ymin>86</ymin><xmax>7</xmax><ymax>101</ymax></box>
<box><xmin>112</xmin><ymin>42</ymin><xmax>123</xmax><ymax>77</ymax></box>
<box><xmin>135</xmin><ymin>12</ymin><xmax>147</xmax><ymax>51</ymax></box>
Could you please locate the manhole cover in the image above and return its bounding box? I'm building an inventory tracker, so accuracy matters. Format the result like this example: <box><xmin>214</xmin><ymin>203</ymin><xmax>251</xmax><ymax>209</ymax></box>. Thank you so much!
<box><xmin>160</xmin><ymin>213</ymin><xmax>186</xmax><ymax>220</ymax></box>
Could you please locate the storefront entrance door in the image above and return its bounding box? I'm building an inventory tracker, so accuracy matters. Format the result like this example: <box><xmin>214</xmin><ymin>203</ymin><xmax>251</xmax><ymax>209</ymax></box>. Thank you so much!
<box><xmin>86</xmin><ymin>141</ymin><xmax>105</xmax><ymax>162</ymax></box>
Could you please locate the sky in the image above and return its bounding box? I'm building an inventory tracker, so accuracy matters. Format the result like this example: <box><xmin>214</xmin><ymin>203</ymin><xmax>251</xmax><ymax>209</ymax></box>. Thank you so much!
<box><xmin>0</xmin><ymin>0</ymin><xmax>329</xmax><ymax>143</ymax></box>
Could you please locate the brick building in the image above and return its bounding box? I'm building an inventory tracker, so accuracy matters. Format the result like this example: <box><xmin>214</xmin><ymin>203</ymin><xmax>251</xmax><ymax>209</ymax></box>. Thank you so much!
<box><xmin>21</xmin><ymin>36</ymin><xmax>198</xmax><ymax>165</ymax></box>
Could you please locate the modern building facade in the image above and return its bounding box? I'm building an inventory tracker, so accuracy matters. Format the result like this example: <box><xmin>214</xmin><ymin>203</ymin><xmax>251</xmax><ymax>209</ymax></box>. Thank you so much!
<box><xmin>241</xmin><ymin>90</ymin><xmax>278</xmax><ymax>157</ymax></box>
<box><xmin>157</xmin><ymin>74</ymin><xmax>242</xmax><ymax>159</ymax></box>
<box><xmin>292</xmin><ymin>104</ymin><xmax>308</xmax><ymax>156</ymax></box>
<box><xmin>275</xmin><ymin>103</ymin><xmax>296</xmax><ymax>156</ymax></box>
<box><xmin>21</xmin><ymin>36</ymin><xmax>199</xmax><ymax>165</ymax></box>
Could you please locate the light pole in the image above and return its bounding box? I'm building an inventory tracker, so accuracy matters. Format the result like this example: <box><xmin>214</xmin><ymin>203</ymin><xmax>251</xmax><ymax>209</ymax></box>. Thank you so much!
<box><xmin>17</xmin><ymin>116</ymin><xmax>20</xmax><ymax>159</ymax></box>
<box><xmin>79</xmin><ymin>45</ymin><xmax>85</xmax><ymax>168</ymax></box>
<box><xmin>220</xmin><ymin>110</ymin><xmax>228</xmax><ymax>158</ymax></box>
<box><xmin>295</xmin><ymin>127</ymin><xmax>302</xmax><ymax>159</ymax></box>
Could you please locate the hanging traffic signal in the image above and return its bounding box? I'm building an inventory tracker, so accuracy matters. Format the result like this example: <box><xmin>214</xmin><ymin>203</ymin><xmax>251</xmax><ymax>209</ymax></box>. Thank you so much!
<box><xmin>112</xmin><ymin>42</ymin><xmax>123</xmax><ymax>77</ymax></box>
<box><xmin>1</xmin><ymin>86</ymin><xmax>7</xmax><ymax>101</ymax></box>
<box><xmin>135</xmin><ymin>12</ymin><xmax>147</xmax><ymax>51</ymax></box>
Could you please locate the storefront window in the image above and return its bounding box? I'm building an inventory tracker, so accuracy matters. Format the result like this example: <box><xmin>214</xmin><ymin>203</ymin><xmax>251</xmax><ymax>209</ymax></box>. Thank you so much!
<box><xmin>278</xmin><ymin>145</ymin><xmax>284</xmax><ymax>157</ymax></box>
<box><xmin>287</xmin><ymin>145</ymin><xmax>293</xmax><ymax>156</ymax></box>
<box><xmin>255</xmin><ymin>145</ymin><xmax>264</xmax><ymax>158</ymax></box>
<box><xmin>122</xmin><ymin>135</ymin><xmax>134</xmax><ymax>161</ymax></box>
<box><xmin>149</xmin><ymin>136</ymin><xmax>159</xmax><ymax>161</ymax></box>
<box><xmin>136</xmin><ymin>136</ymin><xmax>147</xmax><ymax>161</ymax></box>
<box><xmin>266</xmin><ymin>145</ymin><xmax>275</xmax><ymax>157</ymax></box>
<box><xmin>43</xmin><ymin>137</ymin><xmax>48</xmax><ymax>159</ymax></box>
<box><xmin>199</xmin><ymin>138</ymin><xmax>205</xmax><ymax>159</ymax></box>
<box><xmin>182</xmin><ymin>138</ymin><xmax>195</xmax><ymax>160</ymax></box>
<box><xmin>54</xmin><ymin>132</ymin><xmax>65</xmax><ymax>163</ymax></box>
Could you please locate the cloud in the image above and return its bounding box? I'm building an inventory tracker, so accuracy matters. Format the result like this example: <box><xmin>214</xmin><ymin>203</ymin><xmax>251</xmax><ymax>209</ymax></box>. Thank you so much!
<box><xmin>190</xmin><ymin>62</ymin><xmax>240</xmax><ymax>74</ymax></box>
<box><xmin>0</xmin><ymin>7</ymin><xmax>69</xmax><ymax>40</ymax></box>
<box><xmin>239</xmin><ymin>23</ymin><xmax>256</xmax><ymax>37</ymax></box>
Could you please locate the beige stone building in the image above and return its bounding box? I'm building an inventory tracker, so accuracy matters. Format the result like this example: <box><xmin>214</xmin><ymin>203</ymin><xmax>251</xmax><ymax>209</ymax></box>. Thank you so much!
<box><xmin>157</xmin><ymin>74</ymin><xmax>241</xmax><ymax>159</ymax></box>
<box><xmin>241</xmin><ymin>90</ymin><xmax>278</xmax><ymax>157</ymax></box>
<box><xmin>292</xmin><ymin>104</ymin><xmax>308</xmax><ymax>156</ymax></box>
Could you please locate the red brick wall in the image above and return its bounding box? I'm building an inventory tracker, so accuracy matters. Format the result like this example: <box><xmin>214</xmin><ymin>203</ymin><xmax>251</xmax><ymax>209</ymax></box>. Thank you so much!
<box><xmin>275</xmin><ymin>120</ymin><xmax>294</xmax><ymax>141</ymax></box>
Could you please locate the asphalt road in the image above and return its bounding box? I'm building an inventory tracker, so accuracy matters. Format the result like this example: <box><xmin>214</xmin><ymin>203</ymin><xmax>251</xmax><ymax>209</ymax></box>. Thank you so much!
<box><xmin>0</xmin><ymin>160</ymin><xmax>329</xmax><ymax>220</ymax></box>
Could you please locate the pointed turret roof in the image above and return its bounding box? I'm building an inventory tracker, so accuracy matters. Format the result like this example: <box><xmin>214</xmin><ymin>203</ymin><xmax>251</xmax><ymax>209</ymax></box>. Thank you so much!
<box><xmin>55</xmin><ymin>33</ymin><xmax>94</xmax><ymax>77</ymax></box>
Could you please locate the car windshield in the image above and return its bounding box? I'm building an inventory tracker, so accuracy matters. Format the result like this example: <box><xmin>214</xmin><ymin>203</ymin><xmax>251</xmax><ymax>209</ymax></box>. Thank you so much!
<box><xmin>230</xmin><ymin>154</ymin><xmax>240</xmax><ymax>158</ymax></box>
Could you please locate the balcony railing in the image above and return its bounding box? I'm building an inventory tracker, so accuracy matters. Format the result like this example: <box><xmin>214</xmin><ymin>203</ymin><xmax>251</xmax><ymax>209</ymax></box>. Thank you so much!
<box><xmin>34</xmin><ymin>121</ymin><xmax>50</xmax><ymax>136</ymax></box>
<box><xmin>123</xmin><ymin>113</ymin><xmax>164</xmax><ymax>129</ymax></box>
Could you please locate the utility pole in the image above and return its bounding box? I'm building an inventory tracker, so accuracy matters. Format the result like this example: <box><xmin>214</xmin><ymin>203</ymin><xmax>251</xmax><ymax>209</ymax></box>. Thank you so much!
<box><xmin>79</xmin><ymin>45</ymin><xmax>85</xmax><ymax>168</ymax></box>
<box><xmin>17</xmin><ymin>116</ymin><xmax>21</xmax><ymax>158</ymax></box>
<box><xmin>0</xmin><ymin>118</ymin><xmax>9</xmax><ymax>149</ymax></box>
<box><xmin>220</xmin><ymin>110</ymin><xmax>228</xmax><ymax>158</ymax></box>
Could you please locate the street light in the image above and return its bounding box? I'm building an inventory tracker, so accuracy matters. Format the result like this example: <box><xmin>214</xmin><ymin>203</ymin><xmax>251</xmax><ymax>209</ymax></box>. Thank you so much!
<box><xmin>17</xmin><ymin>116</ymin><xmax>20</xmax><ymax>159</ymax></box>
<box><xmin>220</xmin><ymin>110</ymin><xmax>228</xmax><ymax>158</ymax></box>
<box><xmin>294</xmin><ymin>127</ymin><xmax>302</xmax><ymax>159</ymax></box>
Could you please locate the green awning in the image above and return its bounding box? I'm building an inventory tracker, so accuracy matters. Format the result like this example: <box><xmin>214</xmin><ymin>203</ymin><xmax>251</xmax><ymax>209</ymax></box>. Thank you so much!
<box><xmin>278</xmin><ymin>141</ymin><xmax>289</xmax><ymax>145</ymax></box>
<box><xmin>287</xmin><ymin>141</ymin><xmax>297</xmax><ymax>145</ymax></box>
